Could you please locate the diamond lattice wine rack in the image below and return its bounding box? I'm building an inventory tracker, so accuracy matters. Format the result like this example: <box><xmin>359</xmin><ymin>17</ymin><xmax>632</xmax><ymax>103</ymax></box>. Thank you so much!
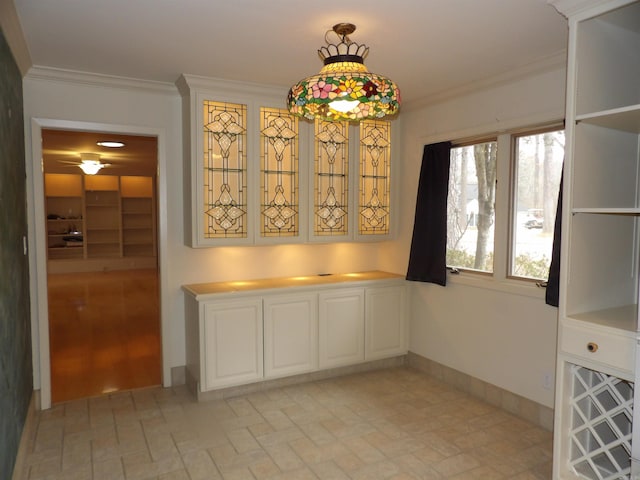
<box><xmin>569</xmin><ymin>365</ymin><xmax>634</xmax><ymax>479</ymax></box>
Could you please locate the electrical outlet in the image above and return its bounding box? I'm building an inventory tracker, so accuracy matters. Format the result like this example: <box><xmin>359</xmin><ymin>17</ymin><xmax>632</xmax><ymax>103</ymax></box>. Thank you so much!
<box><xmin>543</xmin><ymin>372</ymin><xmax>553</xmax><ymax>390</ymax></box>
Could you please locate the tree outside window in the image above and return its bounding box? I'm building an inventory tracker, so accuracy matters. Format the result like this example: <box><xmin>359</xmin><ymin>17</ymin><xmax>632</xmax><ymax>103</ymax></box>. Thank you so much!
<box><xmin>446</xmin><ymin>140</ymin><xmax>497</xmax><ymax>273</ymax></box>
<box><xmin>511</xmin><ymin>129</ymin><xmax>564</xmax><ymax>280</ymax></box>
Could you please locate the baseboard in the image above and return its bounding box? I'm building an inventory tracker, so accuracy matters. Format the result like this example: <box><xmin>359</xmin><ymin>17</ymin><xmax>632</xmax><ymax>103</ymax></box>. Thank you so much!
<box><xmin>155</xmin><ymin>354</ymin><xmax>553</xmax><ymax>431</ymax></box>
<box><xmin>11</xmin><ymin>392</ymin><xmax>37</xmax><ymax>480</ymax></box>
<box><xmin>171</xmin><ymin>365</ymin><xmax>186</xmax><ymax>386</ymax></box>
<box><xmin>190</xmin><ymin>356</ymin><xmax>407</xmax><ymax>403</ymax></box>
<box><xmin>407</xmin><ymin>352</ymin><xmax>554</xmax><ymax>431</ymax></box>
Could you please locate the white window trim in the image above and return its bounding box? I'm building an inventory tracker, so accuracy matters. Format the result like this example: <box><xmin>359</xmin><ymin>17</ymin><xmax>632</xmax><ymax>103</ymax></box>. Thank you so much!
<box><xmin>440</xmin><ymin>120</ymin><xmax>564</xmax><ymax>295</ymax></box>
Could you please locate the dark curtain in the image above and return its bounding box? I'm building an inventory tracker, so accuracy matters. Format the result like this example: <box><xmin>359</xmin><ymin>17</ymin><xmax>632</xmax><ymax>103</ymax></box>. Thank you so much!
<box><xmin>545</xmin><ymin>174</ymin><xmax>563</xmax><ymax>307</ymax></box>
<box><xmin>406</xmin><ymin>142</ymin><xmax>452</xmax><ymax>286</ymax></box>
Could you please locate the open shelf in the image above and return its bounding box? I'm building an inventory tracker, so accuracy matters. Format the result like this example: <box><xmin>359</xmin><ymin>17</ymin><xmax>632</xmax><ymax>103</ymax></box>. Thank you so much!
<box><xmin>575</xmin><ymin>2</ymin><xmax>640</xmax><ymax>117</ymax></box>
<box><xmin>565</xmin><ymin>214</ymin><xmax>638</xmax><ymax>323</ymax></box>
<box><xmin>571</xmin><ymin>122</ymin><xmax>640</xmax><ymax>211</ymax></box>
<box><xmin>121</xmin><ymin>176</ymin><xmax>155</xmax><ymax>258</ymax></box>
<box><xmin>568</xmin><ymin>305</ymin><xmax>639</xmax><ymax>334</ymax></box>
<box><xmin>577</xmin><ymin>105</ymin><xmax>640</xmax><ymax>133</ymax></box>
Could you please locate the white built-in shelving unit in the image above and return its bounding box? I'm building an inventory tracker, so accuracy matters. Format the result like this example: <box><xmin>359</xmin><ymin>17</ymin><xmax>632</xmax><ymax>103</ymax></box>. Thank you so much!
<box><xmin>550</xmin><ymin>0</ymin><xmax>640</xmax><ymax>478</ymax></box>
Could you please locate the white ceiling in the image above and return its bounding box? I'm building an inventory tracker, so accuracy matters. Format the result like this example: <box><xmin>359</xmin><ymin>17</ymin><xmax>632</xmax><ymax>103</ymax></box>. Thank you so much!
<box><xmin>12</xmin><ymin>0</ymin><xmax>568</xmax><ymax>105</ymax></box>
<box><xmin>11</xmin><ymin>0</ymin><xmax>569</xmax><ymax>175</ymax></box>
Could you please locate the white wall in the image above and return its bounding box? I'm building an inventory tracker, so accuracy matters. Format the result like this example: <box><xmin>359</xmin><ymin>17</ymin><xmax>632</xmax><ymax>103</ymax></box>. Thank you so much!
<box><xmin>22</xmin><ymin>68</ymin><xmax>390</xmax><ymax>397</ymax></box>
<box><xmin>25</xmin><ymin>63</ymin><xmax>566</xmax><ymax>408</ymax></box>
<box><xmin>380</xmin><ymin>65</ymin><xmax>567</xmax><ymax>407</ymax></box>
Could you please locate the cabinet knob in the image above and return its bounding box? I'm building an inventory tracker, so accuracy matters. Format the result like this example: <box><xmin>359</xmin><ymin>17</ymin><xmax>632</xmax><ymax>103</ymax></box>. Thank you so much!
<box><xmin>587</xmin><ymin>342</ymin><xmax>598</xmax><ymax>353</ymax></box>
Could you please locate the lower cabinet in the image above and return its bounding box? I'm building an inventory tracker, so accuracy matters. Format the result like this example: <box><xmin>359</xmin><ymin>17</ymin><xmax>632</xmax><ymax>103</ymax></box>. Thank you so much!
<box><xmin>553</xmin><ymin>317</ymin><xmax>637</xmax><ymax>479</ymax></box>
<box><xmin>319</xmin><ymin>288</ymin><xmax>365</xmax><ymax>369</ymax></box>
<box><xmin>365</xmin><ymin>285</ymin><xmax>407</xmax><ymax>361</ymax></box>
<box><xmin>264</xmin><ymin>293</ymin><xmax>318</xmax><ymax>378</ymax></box>
<box><xmin>184</xmin><ymin>274</ymin><xmax>408</xmax><ymax>394</ymax></box>
<box><xmin>202</xmin><ymin>298</ymin><xmax>263</xmax><ymax>390</ymax></box>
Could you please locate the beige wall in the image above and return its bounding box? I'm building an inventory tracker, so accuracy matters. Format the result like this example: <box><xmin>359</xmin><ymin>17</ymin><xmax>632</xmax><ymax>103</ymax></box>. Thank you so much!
<box><xmin>22</xmin><ymin>69</ymin><xmax>393</xmax><ymax>397</ymax></box>
<box><xmin>24</xmin><ymin>62</ymin><xmax>566</xmax><ymax>408</ymax></box>
<box><xmin>380</xmin><ymin>65</ymin><xmax>567</xmax><ymax>407</ymax></box>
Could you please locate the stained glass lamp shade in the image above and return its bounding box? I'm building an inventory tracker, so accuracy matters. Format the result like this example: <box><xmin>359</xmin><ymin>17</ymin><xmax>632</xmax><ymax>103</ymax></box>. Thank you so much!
<box><xmin>287</xmin><ymin>23</ymin><xmax>401</xmax><ymax>122</ymax></box>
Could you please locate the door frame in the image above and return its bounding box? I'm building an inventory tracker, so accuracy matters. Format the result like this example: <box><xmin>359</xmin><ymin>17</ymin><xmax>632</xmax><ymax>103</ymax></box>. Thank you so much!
<box><xmin>29</xmin><ymin>118</ymin><xmax>170</xmax><ymax>409</ymax></box>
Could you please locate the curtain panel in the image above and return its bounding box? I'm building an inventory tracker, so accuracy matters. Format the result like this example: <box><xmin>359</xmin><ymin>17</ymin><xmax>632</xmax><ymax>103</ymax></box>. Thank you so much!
<box><xmin>406</xmin><ymin>142</ymin><xmax>452</xmax><ymax>286</ymax></box>
<box><xmin>545</xmin><ymin>173</ymin><xmax>563</xmax><ymax>307</ymax></box>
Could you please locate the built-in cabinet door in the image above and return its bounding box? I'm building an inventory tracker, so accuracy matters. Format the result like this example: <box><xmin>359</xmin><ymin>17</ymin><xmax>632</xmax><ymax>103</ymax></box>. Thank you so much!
<box><xmin>263</xmin><ymin>293</ymin><xmax>318</xmax><ymax>378</ymax></box>
<box><xmin>365</xmin><ymin>285</ymin><xmax>407</xmax><ymax>361</ymax></box>
<box><xmin>318</xmin><ymin>288</ymin><xmax>365</xmax><ymax>369</ymax></box>
<box><xmin>202</xmin><ymin>298</ymin><xmax>263</xmax><ymax>390</ymax></box>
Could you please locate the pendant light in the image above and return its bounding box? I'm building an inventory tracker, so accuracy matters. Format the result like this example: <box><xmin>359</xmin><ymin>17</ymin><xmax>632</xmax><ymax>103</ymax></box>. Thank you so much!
<box><xmin>287</xmin><ymin>23</ymin><xmax>401</xmax><ymax>122</ymax></box>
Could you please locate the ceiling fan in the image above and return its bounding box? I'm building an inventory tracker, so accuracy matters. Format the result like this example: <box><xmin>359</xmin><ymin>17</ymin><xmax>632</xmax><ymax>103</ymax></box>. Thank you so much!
<box><xmin>55</xmin><ymin>153</ymin><xmax>113</xmax><ymax>175</ymax></box>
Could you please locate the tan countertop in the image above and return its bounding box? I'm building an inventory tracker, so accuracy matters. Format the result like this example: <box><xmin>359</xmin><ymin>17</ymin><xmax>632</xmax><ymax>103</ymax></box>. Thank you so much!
<box><xmin>183</xmin><ymin>270</ymin><xmax>404</xmax><ymax>298</ymax></box>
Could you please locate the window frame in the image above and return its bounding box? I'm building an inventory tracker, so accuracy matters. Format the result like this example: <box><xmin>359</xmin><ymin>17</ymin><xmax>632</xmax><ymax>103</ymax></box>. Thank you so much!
<box><xmin>445</xmin><ymin>122</ymin><xmax>564</xmax><ymax>288</ymax></box>
<box><xmin>447</xmin><ymin>136</ymin><xmax>498</xmax><ymax>276</ymax></box>
<box><xmin>507</xmin><ymin>124</ymin><xmax>564</xmax><ymax>283</ymax></box>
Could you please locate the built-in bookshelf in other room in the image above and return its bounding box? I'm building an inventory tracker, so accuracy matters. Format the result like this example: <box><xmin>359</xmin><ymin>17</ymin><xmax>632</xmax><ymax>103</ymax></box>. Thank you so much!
<box><xmin>45</xmin><ymin>173</ymin><xmax>157</xmax><ymax>273</ymax></box>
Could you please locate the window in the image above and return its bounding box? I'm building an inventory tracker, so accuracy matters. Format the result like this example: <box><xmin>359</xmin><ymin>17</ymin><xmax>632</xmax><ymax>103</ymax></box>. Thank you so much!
<box><xmin>445</xmin><ymin>125</ymin><xmax>564</xmax><ymax>282</ymax></box>
<box><xmin>446</xmin><ymin>140</ymin><xmax>497</xmax><ymax>273</ymax></box>
<box><xmin>511</xmin><ymin>128</ymin><xmax>564</xmax><ymax>280</ymax></box>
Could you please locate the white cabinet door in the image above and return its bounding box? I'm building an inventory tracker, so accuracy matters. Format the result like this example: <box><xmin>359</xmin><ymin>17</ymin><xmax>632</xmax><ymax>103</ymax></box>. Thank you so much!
<box><xmin>263</xmin><ymin>293</ymin><xmax>318</xmax><ymax>379</ymax></box>
<box><xmin>365</xmin><ymin>285</ymin><xmax>407</xmax><ymax>361</ymax></box>
<box><xmin>202</xmin><ymin>298</ymin><xmax>263</xmax><ymax>390</ymax></box>
<box><xmin>318</xmin><ymin>288</ymin><xmax>365</xmax><ymax>369</ymax></box>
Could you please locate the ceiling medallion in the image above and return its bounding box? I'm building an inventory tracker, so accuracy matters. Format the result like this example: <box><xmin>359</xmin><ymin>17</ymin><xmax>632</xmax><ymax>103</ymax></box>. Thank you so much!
<box><xmin>287</xmin><ymin>23</ymin><xmax>401</xmax><ymax>122</ymax></box>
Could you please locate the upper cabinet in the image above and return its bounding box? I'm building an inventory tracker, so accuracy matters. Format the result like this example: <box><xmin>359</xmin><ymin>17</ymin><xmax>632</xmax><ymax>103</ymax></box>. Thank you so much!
<box><xmin>176</xmin><ymin>74</ymin><xmax>397</xmax><ymax>247</ymax></box>
<box><xmin>356</xmin><ymin>119</ymin><xmax>392</xmax><ymax>239</ymax></box>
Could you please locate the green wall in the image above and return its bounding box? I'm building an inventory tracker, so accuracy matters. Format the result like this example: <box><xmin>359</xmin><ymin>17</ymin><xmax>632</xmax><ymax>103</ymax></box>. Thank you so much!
<box><xmin>0</xmin><ymin>27</ymin><xmax>33</xmax><ymax>479</ymax></box>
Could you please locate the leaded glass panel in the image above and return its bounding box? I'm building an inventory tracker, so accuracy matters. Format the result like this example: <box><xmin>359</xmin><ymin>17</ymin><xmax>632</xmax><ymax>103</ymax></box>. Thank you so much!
<box><xmin>260</xmin><ymin>107</ymin><xmax>299</xmax><ymax>238</ymax></box>
<box><xmin>202</xmin><ymin>100</ymin><xmax>247</xmax><ymax>239</ymax></box>
<box><xmin>359</xmin><ymin>120</ymin><xmax>391</xmax><ymax>235</ymax></box>
<box><xmin>314</xmin><ymin>120</ymin><xmax>349</xmax><ymax>236</ymax></box>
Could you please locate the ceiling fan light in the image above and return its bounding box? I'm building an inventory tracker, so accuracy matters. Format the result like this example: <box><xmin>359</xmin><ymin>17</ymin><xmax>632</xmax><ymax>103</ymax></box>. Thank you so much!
<box><xmin>79</xmin><ymin>160</ymin><xmax>104</xmax><ymax>175</ymax></box>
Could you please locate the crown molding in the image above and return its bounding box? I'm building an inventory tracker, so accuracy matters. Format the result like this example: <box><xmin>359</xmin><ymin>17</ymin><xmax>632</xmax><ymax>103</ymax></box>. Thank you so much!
<box><xmin>25</xmin><ymin>66</ymin><xmax>178</xmax><ymax>95</ymax></box>
<box><xmin>176</xmin><ymin>73</ymin><xmax>288</xmax><ymax>99</ymax></box>
<box><xmin>548</xmin><ymin>0</ymin><xmax>635</xmax><ymax>18</ymax></box>
<box><xmin>403</xmin><ymin>49</ymin><xmax>567</xmax><ymax>112</ymax></box>
<box><xmin>0</xmin><ymin>0</ymin><xmax>32</xmax><ymax>75</ymax></box>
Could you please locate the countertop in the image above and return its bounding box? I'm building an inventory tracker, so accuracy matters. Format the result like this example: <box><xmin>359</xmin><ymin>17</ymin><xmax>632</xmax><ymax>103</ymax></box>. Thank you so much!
<box><xmin>182</xmin><ymin>270</ymin><xmax>405</xmax><ymax>298</ymax></box>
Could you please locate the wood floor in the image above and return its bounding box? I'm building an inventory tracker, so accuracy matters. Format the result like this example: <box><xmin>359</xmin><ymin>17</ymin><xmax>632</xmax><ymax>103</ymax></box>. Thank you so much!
<box><xmin>47</xmin><ymin>268</ymin><xmax>161</xmax><ymax>404</ymax></box>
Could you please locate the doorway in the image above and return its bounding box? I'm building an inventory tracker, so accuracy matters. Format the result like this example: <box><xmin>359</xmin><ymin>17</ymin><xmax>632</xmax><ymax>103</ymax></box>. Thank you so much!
<box><xmin>41</xmin><ymin>128</ymin><xmax>162</xmax><ymax>404</ymax></box>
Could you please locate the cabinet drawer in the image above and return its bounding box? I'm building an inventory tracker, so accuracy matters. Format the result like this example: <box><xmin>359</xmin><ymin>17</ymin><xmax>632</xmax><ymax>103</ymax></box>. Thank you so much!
<box><xmin>560</xmin><ymin>322</ymin><xmax>635</xmax><ymax>373</ymax></box>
